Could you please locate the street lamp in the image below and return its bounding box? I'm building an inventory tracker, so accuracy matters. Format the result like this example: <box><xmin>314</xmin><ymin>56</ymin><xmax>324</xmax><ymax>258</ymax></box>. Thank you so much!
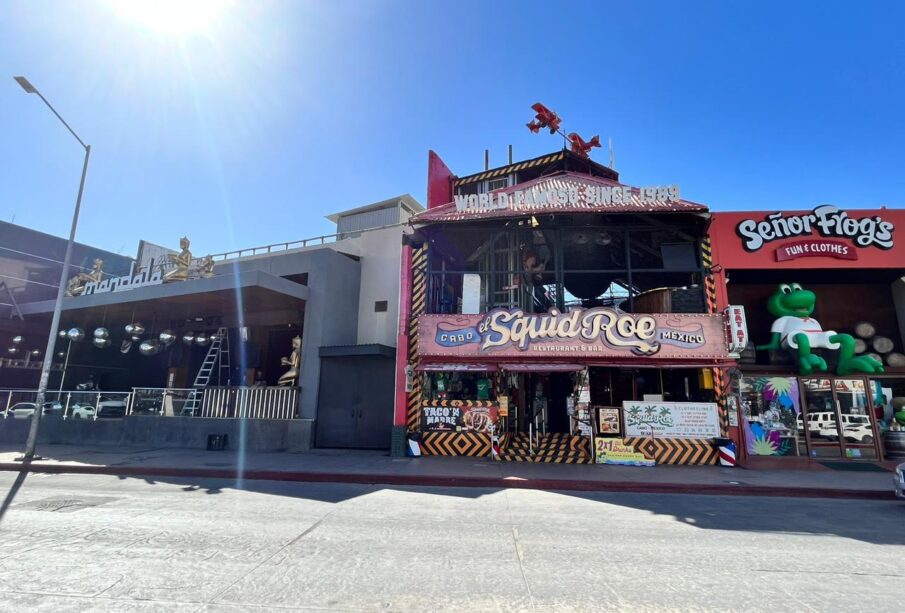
<box><xmin>14</xmin><ymin>76</ymin><xmax>91</xmax><ymax>461</ymax></box>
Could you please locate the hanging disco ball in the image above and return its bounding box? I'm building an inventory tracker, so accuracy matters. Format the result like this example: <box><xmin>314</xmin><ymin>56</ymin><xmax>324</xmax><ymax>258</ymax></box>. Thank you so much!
<box><xmin>93</xmin><ymin>338</ymin><xmax>111</xmax><ymax>349</ymax></box>
<box><xmin>158</xmin><ymin>330</ymin><xmax>176</xmax><ymax>346</ymax></box>
<box><xmin>131</xmin><ymin>335</ymin><xmax>142</xmax><ymax>342</ymax></box>
<box><xmin>131</xmin><ymin>323</ymin><xmax>145</xmax><ymax>336</ymax></box>
<box><xmin>195</xmin><ymin>333</ymin><xmax>210</xmax><ymax>346</ymax></box>
<box><xmin>139</xmin><ymin>339</ymin><xmax>162</xmax><ymax>356</ymax></box>
<box><xmin>30</xmin><ymin>349</ymin><xmax>40</xmax><ymax>357</ymax></box>
<box><xmin>12</xmin><ymin>335</ymin><xmax>23</xmax><ymax>345</ymax></box>
<box><xmin>93</xmin><ymin>327</ymin><xmax>109</xmax><ymax>339</ymax></box>
<box><xmin>67</xmin><ymin>328</ymin><xmax>85</xmax><ymax>342</ymax></box>
<box><xmin>182</xmin><ymin>332</ymin><xmax>195</xmax><ymax>345</ymax></box>
<box><xmin>7</xmin><ymin>347</ymin><xmax>17</xmax><ymax>354</ymax></box>
<box><xmin>124</xmin><ymin>323</ymin><xmax>135</xmax><ymax>334</ymax></box>
<box><xmin>59</xmin><ymin>330</ymin><xmax>68</xmax><ymax>339</ymax></box>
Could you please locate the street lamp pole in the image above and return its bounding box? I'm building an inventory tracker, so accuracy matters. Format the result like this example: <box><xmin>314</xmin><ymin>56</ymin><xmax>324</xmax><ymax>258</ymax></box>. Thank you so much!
<box><xmin>13</xmin><ymin>76</ymin><xmax>91</xmax><ymax>461</ymax></box>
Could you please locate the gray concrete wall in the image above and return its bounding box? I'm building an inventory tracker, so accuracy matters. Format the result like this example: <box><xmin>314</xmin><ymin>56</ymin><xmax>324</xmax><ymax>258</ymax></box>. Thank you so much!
<box><xmin>0</xmin><ymin>417</ymin><xmax>313</xmax><ymax>453</ymax></box>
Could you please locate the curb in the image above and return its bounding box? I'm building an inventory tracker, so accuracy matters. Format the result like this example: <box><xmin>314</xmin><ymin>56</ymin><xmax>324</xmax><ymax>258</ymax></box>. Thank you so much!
<box><xmin>0</xmin><ymin>462</ymin><xmax>895</xmax><ymax>500</ymax></box>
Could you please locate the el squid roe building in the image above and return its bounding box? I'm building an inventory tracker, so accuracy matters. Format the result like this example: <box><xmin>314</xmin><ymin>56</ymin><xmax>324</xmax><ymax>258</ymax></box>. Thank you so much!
<box><xmin>393</xmin><ymin>104</ymin><xmax>745</xmax><ymax>465</ymax></box>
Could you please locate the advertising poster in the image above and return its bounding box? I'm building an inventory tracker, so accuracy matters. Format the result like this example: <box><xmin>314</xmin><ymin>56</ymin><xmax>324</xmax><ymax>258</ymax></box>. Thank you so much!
<box><xmin>421</xmin><ymin>403</ymin><xmax>499</xmax><ymax>433</ymax></box>
<box><xmin>595</xmin><ymin>438</ymin><xmax>655</xmax><ymax>467</ymax></box>
<box><xmin>623</xmin><ymin>401</ymin><xmax>720</xmax><ymax>439</ymax></box>
<box><xmin>596</xmin><ymin>407</ymin><xmax>621</xmax><ymax>435</ymax></box>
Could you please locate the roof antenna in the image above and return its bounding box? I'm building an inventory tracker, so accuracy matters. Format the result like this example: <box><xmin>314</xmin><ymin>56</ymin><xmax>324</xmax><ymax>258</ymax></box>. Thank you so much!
<box><xmin>608</xmin><ymin>137</ymin><xmax>615</xmax><ymax>169</ymax></box>
<box><xmin>508</xmin><ymin>144</ymin><xmax>513</xmax><ymax>165</ymax></box>
<box><xmin>484</xmin><ymin>149</ymin><xmax>489</xmax><ymax>171</ymax></box>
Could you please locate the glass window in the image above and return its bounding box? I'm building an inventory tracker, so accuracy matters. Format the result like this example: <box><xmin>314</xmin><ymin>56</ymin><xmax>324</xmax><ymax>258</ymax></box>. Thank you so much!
<box><xmin>801</xmin><ymin>378</ymin><xmax>841</xmax><ymax>458</ymax></box>
<box><xmin>739</xmin><ymin>377</ymin><xmax>804</xmax><ymax>456</ymax></box>
<box><xmin>835</xmin><ymin>378</ymin><xmax>877</xmax><ymax>459</ymax></box>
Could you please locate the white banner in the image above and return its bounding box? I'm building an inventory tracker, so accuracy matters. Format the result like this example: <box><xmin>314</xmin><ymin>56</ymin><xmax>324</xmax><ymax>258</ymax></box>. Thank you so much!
<box><xmin>623</xmin><ymin>401</ymin><xmax>720</xmax><ymax>439</ymax></box>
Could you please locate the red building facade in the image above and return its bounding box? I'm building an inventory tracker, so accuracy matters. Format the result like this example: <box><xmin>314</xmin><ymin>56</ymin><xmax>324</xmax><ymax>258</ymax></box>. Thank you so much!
<box><xmin>709</xmin><ymin>207</ymin><xmax>905</xmax><ymax>466</ymax></box>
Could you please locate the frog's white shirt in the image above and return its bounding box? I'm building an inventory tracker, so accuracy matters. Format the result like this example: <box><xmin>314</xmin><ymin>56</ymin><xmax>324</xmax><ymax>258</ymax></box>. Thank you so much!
<box><xmin>771</xmin><ymin>316</ymin><xmax>840</xmax><ymax>350</ymax></box>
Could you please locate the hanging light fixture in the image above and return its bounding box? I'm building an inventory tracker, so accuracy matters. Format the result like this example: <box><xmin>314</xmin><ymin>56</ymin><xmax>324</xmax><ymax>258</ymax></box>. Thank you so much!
<box><xmin>159</xmin><ymin>330</ymin><xmax>176</xmax><ymax>346</ymax></box>
<box><xmin>67</xmin><ymin>328</ymin><xmax>85</xmax><ymax>342</ymax></box>
<box><xmin>93</xmin><ymin>338</ymin><xmax>111</xmax><ymax>349</ymax></box>
<box><xmin>139</xmin><ymin>339</ymin><xmax>162</xmax><ymax>356</ymax></box>
<box><xmin>131</xmin><ymin>323</ymin><xmax>145</xmax><ymax>336</ymax></box>
<box><xmin>195</xmin><ymin>333</ymin><xmax>210</xmax><ymax>346</ymax></box>
<box><xmin>29</xmin><ymin>349</ymin><xmax>41</xmax><ymax>357</ymax></box>
<box><xmin>58</xmin><ymin>330</ymin><xmax>68</xmax><ymax>339</ymax></box>
<box><xmin>93</xmin><ymin>327</ymin><xmax>109</xmax><ymax>340</ymax></box>
<box><xmin>12</xmin><ymin>335</ymin><xmax>23</xmax><ymax>345</ymax></box>
<box><xmin>182</xmin><ymin>332</ymin><xmax>195</xmax><ymax>345</ymax></box>
<box><xmin>7</xmin><ymin>347</ymin><xmax>18</xmax><ymax>355</ymax></box>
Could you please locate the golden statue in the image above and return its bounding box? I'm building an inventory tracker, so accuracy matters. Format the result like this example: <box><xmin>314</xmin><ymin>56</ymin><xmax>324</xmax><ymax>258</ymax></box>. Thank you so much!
<box><xmin>65</xmin><ymin>259</ymin><xmax>104</xmax><ymax>296</ymax></box>
<box><xmin>277</xmin><ymin>335</ymin><xmax>302</xmax><ymax>386</ymax></box>
<box><xmin>197</xmin><ymin>254</ymin><xmax>215</xmax><ymax>278</ymax></box>
<box><xmin>163</xmin><ymin>236</ymin><xmax>192</xmax><ymax>283</ymax></box>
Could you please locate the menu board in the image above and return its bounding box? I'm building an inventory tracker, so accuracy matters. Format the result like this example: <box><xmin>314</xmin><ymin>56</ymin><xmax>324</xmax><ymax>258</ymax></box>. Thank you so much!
<box><xmin>596</xmin><ymin>407</ymin><xmax>621</xmax><ymax>435</ymax></box>
<box><xmin>623</xmin><ymin>401</ymin><xmax>720</xmax><ymax>439</ymax></box>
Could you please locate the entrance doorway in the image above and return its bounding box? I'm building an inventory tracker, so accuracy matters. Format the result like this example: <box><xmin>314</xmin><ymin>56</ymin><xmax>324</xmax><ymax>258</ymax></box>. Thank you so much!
<box><xmin>800</xmin><ymin>377</ymin><xmax>880</xmax><ymax>460</ymax></box>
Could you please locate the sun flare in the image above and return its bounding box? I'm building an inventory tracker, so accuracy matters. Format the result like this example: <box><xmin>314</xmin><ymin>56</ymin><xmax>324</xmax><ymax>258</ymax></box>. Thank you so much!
<box><xmin>109</xmin><ymin>0</ymin><xmax>233</xmax><ymax>35</ymax></box>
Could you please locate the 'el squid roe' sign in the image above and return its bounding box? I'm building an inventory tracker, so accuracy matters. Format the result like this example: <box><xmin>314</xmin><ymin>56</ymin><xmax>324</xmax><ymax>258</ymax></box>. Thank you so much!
<box><xmin>418</xmin><ymin>308</ymin><xmax>732</xmax><ymax>360</ymax></box>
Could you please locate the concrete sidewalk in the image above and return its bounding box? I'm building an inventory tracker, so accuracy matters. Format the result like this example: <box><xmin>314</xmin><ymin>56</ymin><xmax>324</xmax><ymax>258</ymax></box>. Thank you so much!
<box><xmin>0</xmin><ymin>444</ymin><xmax>897</xmax><ymax>500</ymax></box>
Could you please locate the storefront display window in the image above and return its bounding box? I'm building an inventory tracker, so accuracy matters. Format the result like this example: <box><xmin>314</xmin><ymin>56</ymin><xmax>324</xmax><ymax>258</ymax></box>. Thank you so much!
<box><xmin>834</xmin><ymin>379</ymin><xmax>876</xmax><ymax>459</ymax></box>
<box><xmin>739</xmin><ymin>376</ymin><xmax>803</xmax><ymax>456</ymax></box>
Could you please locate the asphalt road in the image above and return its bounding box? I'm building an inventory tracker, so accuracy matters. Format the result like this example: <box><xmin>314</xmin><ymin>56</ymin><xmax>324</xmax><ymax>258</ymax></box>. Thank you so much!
<box><xmin>0</xmin><ymin>471</ymin><xmax>902</xmax><ymax>612</ymax></box>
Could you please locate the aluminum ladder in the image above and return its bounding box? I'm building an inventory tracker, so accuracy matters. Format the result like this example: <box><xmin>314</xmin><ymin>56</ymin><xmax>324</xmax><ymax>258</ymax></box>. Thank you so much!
<box><xmin>185</xmin><ymin>328</ymin><xmax>230</xmax><ymax>414</ymax></box>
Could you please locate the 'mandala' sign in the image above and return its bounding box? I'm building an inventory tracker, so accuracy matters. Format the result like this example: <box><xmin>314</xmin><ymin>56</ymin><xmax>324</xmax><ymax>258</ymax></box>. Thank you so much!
<box><xmin>735</xmin><ymin>205</ymin><xmax>894</xmax><ymax>252</ymax></box>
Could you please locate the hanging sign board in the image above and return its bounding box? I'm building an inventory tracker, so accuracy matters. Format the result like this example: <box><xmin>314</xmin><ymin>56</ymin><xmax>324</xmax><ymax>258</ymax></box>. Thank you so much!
<box><xmin>724</xmin><ymin>305</ymin><xmax>748</xmax><ymax>355</ymax></box>
<box><xmin>623</xmin><ymin>401</ymin><xmax>720</xmax><ymax>439</ymax></box>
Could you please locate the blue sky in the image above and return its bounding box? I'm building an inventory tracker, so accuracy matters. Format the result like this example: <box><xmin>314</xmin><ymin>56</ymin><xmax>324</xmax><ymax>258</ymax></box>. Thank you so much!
<box><xmin>1</xmin><ymin>0</ymin><xmax>904</xmax><ymax>257</ymax></box>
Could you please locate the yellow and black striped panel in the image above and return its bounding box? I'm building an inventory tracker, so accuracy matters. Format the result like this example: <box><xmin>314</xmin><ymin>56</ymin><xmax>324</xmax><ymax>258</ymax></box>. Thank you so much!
<box><xmin>623</xmin><ymin>437</ymin><xmax>718</xmax><ymax>465</ymax></box>
<box><xmin>405</xmin><ymin>244</ymin><xmax>429</xmax><ymax>431</ymax></box>
<box><xmin>701</xmin><ymin>237</ymin><xmax>730</xmax><ymax>435</ymax></box>
<box><xmin>420</xmin><ymin>431</ymin><xmax>490</xmax><ymax>457</ymax></box>
<box><xmin>421</xmin><ymin>400</ymin><xmax>497</xmax><ymax>408</ymax></box>
<box><xmin>454</xmin><ymin>152</ymin><xmax>565</xmax><ymax>186</ymax></box>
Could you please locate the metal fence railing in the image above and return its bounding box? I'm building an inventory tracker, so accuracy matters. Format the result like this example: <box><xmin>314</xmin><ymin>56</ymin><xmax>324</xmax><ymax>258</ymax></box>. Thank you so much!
<box><xmin>0</xmin><ymin>386</ymin><xmax>300</xmax><ymax>421</ymax></box>
<box><xmin>0</xmin><ymin>389</ymin><xmax>131</xmax><ymax>420</ymax></box>
<box><xmin>201</xmin><ymin>386</ymin><xmax>299</xmax><ymax>419</ymax></box>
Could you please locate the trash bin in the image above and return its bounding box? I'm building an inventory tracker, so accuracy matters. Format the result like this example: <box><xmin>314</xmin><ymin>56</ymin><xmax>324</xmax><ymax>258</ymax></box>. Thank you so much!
<box><xmin>207</xmin><ymin>434</ymin><xmax>229</xmax><ymax>451</ymax></box>
<box><xmin>715</xmin><ymin>437</ymin><xmax>736</xmax><ymax>467</ymax></box>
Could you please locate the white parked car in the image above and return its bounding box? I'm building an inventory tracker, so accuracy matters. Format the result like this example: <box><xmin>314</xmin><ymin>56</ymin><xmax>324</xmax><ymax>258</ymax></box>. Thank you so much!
<box><xmin>4</xmin><ymin>402</ymin><xmax>64</xmax><ymax>419</ymax></box>
<box><xmin>69</xmin><ymin>397</ymin><xmax>127</xmax><ymax>419</ymax></box>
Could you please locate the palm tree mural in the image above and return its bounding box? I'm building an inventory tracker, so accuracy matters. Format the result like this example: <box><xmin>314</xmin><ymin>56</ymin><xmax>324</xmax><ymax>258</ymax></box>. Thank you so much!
<box><xmin>745</xmin><ymin>377</ymin><xmax>800</xmax><ymax>456</ymax></box>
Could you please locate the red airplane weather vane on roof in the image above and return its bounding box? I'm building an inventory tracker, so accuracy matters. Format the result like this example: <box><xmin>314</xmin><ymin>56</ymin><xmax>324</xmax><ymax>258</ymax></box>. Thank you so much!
<box><xmin>526</xmin><ymin>102</ymin><xmax>601</xmax><ymax>159</ymax></box>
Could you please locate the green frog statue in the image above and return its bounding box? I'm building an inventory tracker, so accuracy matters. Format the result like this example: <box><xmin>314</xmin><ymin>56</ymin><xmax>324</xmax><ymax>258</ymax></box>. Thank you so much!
<box><xmin>756</xmin><ymin>283</ymin><xmax>884</xmax><ymax>376</ymax></box>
